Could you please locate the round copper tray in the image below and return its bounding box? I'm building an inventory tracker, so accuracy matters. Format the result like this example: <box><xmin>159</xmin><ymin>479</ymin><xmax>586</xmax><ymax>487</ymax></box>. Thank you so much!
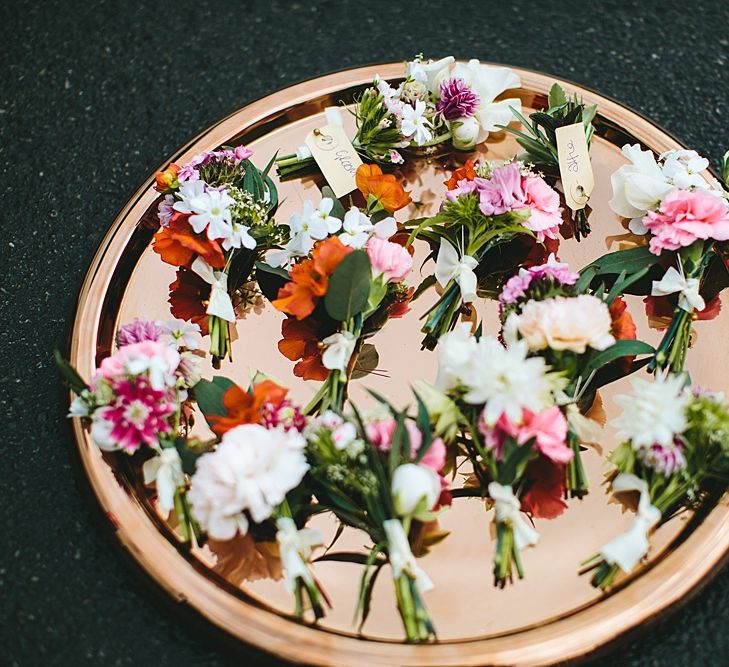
<box><xmin>66</xmin><ymin>64</ymin><xmax>729</xmax><ymax>666</ymax></box>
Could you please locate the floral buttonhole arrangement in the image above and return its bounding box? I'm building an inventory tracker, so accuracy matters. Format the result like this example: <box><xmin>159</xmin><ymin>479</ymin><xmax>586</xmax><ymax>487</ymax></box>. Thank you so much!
<box><xmin>500</xmin><ymin>82</ymin><xmax>598</xmax><ymax>241</ymax></box>
<box><xmin>499</xmin><ymin>254</ymin><xmax>654</xmax><ymax>496</ymax></box>
<box><xmin>152</xmin><ymin>146</ymin><xmax>281</xmax><ymax>366</ymax></box>
<box><xmin>582</xmin><ymin>374</ymin><xmax>729</xmax><ymax>589</ymax></box>
<box><xmin>306</xmin><ymin>391</ymin><xmax>450</xmax><ymax>642</ymax></box>
<box><xmin>408</xmin><ymin>159</ymin><xmax>563</xmax><ymax>349</ymax></box>
<box><xmin>257</xmin><ymin>165</ymin><xmax>414</xmax><ymax>414</ymax></box>
<box><xmin>56</xmin><ymin>318</ymin><xmax>205</xmax><ymax>539</ymax></box>
<box><xmin>426</xmin><ymin>324</ymin><xmax>569</xmax><ymax>586</ymax></box>
<box><xmin>585</xmin><ymin>146</ymin><xmax>729</xmax><ymax>373</ymax></box>
<box><xmin>275</xmin><ymin>55</ymin><xmax>522</xmax><ymax>176</ymax></box>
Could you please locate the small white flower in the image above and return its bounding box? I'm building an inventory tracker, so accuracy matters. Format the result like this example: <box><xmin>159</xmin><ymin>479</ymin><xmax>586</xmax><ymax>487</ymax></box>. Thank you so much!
<box><xmin>157</xmin><ymin>318</ymin><xmax>202</xmax><ymax>350</ymax></box>
<box><xmin>339</xmin><ymin>208</ymin><xmax>374</xmax><ymax>248</ymax></box>
<box><xmin>613</xmin><ymin>375</ymin><xmax>690</xmax><ymax>449</ymax></box>
<box><xmin>143</xmin><ymin>447</ymin><xmax>185</xmax><ymax>514</ymax></box>
<box><xmin>321</xmin><ymin>332</ymin><xmax>356</xmax><ymax>372</ymax></box>
<box><xmin>187</xmin><ymin>188</ymin><xmax>235</xmax><ymax>241</ymax></box>
<box><xmin>659</xmin><ymin>149</ymin><xmax>710</xmax><ymax>190</ymax></box>
<box><xmin>222</xmin><ymin>222</ymin><xmax>256</xmax><ymax>251</ymax></box>
<box><xmin>124</xmin><ymin>352</ymin><xmax>177</xmax><ymax>391</ymax></box>
<box><xmin>188</xmin><ymin>424</ymin><xmax>309</xmax><ymax>540</ymax></box>
<box><xmin>272</xmin><ymin>199</ymin><xmax>343</xmax><ymax>266</ymax></box>
<box><xmin>400</xmin><ymin>99</ymin><xmax>433</xmax><ymax>146</ymax></box>
<box><xmin>507</xmin><ymin>295</ymin><xmax>616</xmax><ymax>354</ymax></box>
<box><xmin>392</xmin><ymin>463</ymin><xmax>441</xmax><ymax>519</ymax></box>
<box><xmin>173</xmin><ymin>180</ymin><xmax>206</xmax><ymax>214</ymax></box>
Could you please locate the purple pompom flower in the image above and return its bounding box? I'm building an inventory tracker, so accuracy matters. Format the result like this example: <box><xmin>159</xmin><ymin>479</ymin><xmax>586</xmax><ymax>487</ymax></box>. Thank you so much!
<box><xmin>437</xmin><ymin>78</ymin><xmax>480</xmax><ymax>121</ymax></box>
<box><xmin>117</xmin><ymin>318</ymin><xmax>163</xmax><ymax>347</ymax></box>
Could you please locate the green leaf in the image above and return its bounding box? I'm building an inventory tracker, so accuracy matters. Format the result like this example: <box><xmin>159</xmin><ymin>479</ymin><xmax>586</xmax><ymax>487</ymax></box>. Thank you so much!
<box><xmin>351</xmin><ymin>343</ymin><xmax>379</xmax><ymax>380</ymax></box>
<box><xmin>254</xmin><ymin>260</ymin><xmax>290</xmax><ymax>280</ymax></box>
<box><xmin>194</xmin><ymin>376</ymin><xmax>237</xmax><ymax>421</ymax></box>
<box><xmin>324</xmin><ymin>250</ymin><xmax>372</xmax><ymax>321</ymax></box>
<box><xmin>412</xmin><ymin>274</ymin><xmax>436</xmax><ymax>301</ymax></box>
<box><xmin>54</xmin><ymin>349</ymin><xmax>89</xmax><ymax>394</ymax></box>
<box><xmin>413</xmin><ymin>390</ymin><xmax>432</xmax><ymax>462</ymax></box>
<box><xmin>582</xmin><ymin>339</ymin><xmax>655</xmax><ymax>379</ymax></box>
<box><xmin>255</xmin><ymin>261</ymin><xmax>289</xmax><ymax>302</ymax></box>
<box><xmin>321</xmin><ymin>186</ymin><xmax>346</xmax><ymax>219</ymax></box>
<box><xmin>581</xmin><ymin>245</ymin><xmax>659</xmax><ymax>277</ymax></box>
<box><xmin>548</xmin><ymin>83</ymin><xmax>568</xmax><ymax>110</ymax></box>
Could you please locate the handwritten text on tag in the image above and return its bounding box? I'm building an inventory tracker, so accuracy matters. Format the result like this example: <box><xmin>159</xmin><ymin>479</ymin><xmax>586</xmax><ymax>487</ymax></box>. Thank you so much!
<box><xmin>304</xmin><ymin>124</ymin><xmax>362</xmax><ymax>198</ymax></box>
<box><xmin>555</xmin><ymin>123</ymin><xmax>594</xmax><ymax>211</ymax></box>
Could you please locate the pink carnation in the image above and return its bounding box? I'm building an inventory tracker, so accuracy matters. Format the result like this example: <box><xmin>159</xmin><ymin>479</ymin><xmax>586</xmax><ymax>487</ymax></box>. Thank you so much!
<box><xmin>644</xmin><ymin>189</ymin><xmax>729</xmax><ymax>254</ymax></box>
<box><xmin>499</xmin><ymin>255</ymin><xmax>578</xmax><ymax>305</ymax></box>
<box><xmin>366</xmin><ymin>237</ymin><xmax>413</xmax><ymax>283</ymax></box>
<box><xmin>500</xmin><ymin>273</ymin><xmax>533</xmax><ymax>305</ymax></box>
<box><xmin>479</xmin><ymin>406</ymin><xmax>571</xmax><ymax>463</ymax></box>
<box><xmin>117</xmin><ymin>318</ymin><xmax>163</xmax><ymax>347</ymax></box>
<box><xmin>475</xmin><ymin>162</ymin><xmax>527</xmax><ymax>216</ymax></box>
<box><xmin>522</xmin><ymin>175</ymin><xmax>563</xmax><ymax>242</ymax></box>
<box><xmin>96</xmin><ymin>379</ymin><xmax>175</xmax><ymax>452</ymax></box>
<box><xmin>366</xmin><ymin>418</ymin><xmax>446</xmax><ymax>475</ymax></box>
<box><xmin>98</xmin><ymin>340</ymin><xmax>180</xmax><ymax>385</ymax></box>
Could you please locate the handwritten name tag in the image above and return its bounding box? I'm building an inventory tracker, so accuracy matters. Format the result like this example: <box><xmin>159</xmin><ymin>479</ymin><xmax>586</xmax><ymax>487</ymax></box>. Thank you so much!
<box><xmin>304</xmin><ymin>123</ymin><xmax>362</xmax><ymax>198</ymax></box>
<box><xmin>555</xmin><ymin>123</ymin><xmax>594</xmax><ymax>211</ymax></box>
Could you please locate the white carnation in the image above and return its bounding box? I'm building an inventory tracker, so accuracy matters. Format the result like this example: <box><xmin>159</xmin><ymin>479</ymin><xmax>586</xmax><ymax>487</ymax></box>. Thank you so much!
<box><xmin>613</xmin><ymin>375</ymin><xmax>690</xmax><ymax>449</ymax></box>
<box><xmin>188</xmin><ymin>424</ymin><xmax>309</xmax><ymax>540</ymax></box>
<box><xmin>436</xmin><ymin>324</ymin><xmax>558</xmax><ymax>425</ymax></box>
<box><xmin>508</xmin><ymin>295</ymin><xmax>616</xmax><ymax>354</ymax></box>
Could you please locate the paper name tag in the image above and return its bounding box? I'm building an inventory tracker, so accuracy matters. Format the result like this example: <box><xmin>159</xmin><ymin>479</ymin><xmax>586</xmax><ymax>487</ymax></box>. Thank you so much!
<box><xmin>555</xmin><ymin>123</ymin><xmax>594</xmax><ymax>210</ymax></box>
<box><xmin>304</xmin><ymin>123</ymin><xmax>362</xmax><ymax>198</ymax></box>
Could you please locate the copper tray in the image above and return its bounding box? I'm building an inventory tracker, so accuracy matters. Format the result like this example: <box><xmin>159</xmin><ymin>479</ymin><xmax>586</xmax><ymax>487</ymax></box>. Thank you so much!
<box><xmin>65</xmin><ymin>64</ymin><xmax>729</xmax><ymax>666</ymax></box>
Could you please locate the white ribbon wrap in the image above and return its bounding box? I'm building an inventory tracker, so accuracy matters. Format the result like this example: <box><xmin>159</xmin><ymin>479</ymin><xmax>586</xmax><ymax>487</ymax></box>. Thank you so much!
<box><xmin>651</xmin><ymin>265</ymin><xmax>705</xmax><ymax>313</ymax></box>
<box><xmin>383</xmin><ymin>519</ymin><xmax>434</xmax><ymax>593</ymax></box>
<box><xmin>191</xmin><ymin>257</ymin><xmax>236</xmax><ymax>322</ymax></box>
<box><xmin>434</xmin><ymin>238</ymin><xmax>478</xmax><ymax>303</ymax></box>
<box><xmin>275</xmin><ymin>517</ymin><xmax>324</xmax><ymax>593</ymax></box>
<box><xmin>487</xmin><ymin>482</ymin><xmax>540</xmax><ymax>550</ymax></box>
<box><xmin>565</xmin><ymin>403</ymin><xmax>603</xmax><ymax>446</ymax></box>
<box><xmin>600</xmin><ymin>473</ymin><xmax>662</xmax><ymax>573</ymax></box>
<box><xmin>295</xmin><ymin>107</ymin><xmax>344</xmax><ymax>161</ymax></box>
<box><xmin>142</xmin><ymin>447</ymin><xmax>185</xmax><ymax>514</ymax></box>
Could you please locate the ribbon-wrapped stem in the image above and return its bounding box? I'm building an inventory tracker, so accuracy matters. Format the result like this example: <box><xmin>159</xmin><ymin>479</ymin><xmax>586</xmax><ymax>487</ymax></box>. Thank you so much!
<box><xmin>489</xmin><ymin>482</ymin><xmax>539</xmax><ymax>587</ymax></box>
<box><xmin>564</xmin><ymin>429</ymin><xmax>589</xmax><ymax>499</ymax></box>
<box><xmin>383</xmin><ymin>519</ymin><xmax>436</xmax><ymax>642</ymax></box>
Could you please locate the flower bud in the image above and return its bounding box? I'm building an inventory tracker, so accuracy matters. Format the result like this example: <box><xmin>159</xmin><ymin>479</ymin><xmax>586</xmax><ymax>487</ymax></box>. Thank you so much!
<box><xmin>450</xmin><ymin>116</ymin><xmax>481</xmax><ymax>151</ymax></box>
<box><xmin>391</xmin><ymin>463</ymin><xmax>441</xmax><ymax>519</ymax></box>
<box><xmin>155</xmin><ymin>163</ymin><xmax>180</xmax><ymax>192</ymax></box>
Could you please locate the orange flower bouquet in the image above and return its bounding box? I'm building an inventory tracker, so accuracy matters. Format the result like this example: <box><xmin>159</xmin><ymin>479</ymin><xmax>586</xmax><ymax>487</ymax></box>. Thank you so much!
<box><xmin>151</xmin><ymin>147</ymin><xmax>283</xmax><ymax>366</ymax></box>
<box><xmin>258</xmin><ymin>165</ymin><xmax>415</xmax><ymax>414</ymax></box>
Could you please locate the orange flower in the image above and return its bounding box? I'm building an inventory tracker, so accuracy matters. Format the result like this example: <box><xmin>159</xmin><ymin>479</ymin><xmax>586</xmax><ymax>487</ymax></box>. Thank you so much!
<box><xmin>278</xmin><ymin>317</ymin><xmax>329</xmax><ymax>381</ymax></box>
<box><xmin>356</xmin><ymin>164</ymin><xmax>412</xmax><ymax>212</ymax></box>
<box><xmin>609</xmin><ymin>296</ymin><xmax>637</xmax><ymax>340</ymax></box>
<box><xmin>208</xmin><ymin>380</ymin><xmax>289</xmax><ymax>436</ymax></box>
<box><xmin>444</xmin><ymin>160</ymin><xmax>477</xmax><ymax>190</ymax></box>
<box><xmin>153</xmin><ymin>213</ymin><xmax>226</xmax><ymax>269</ymax></box>
<box><xmin>273</xmin><ymin>236</ymin><xmax>352</xmax><ymax>320</ymax></box>
<box><xmin>168</xmin><ymin>267</ymin><xmax>210</xmax><ymax>335</ymax></box>
<box><xmin>155</xmin><ymin>163</ymin><xmax>180</xmax><ymax>192</ymax></box>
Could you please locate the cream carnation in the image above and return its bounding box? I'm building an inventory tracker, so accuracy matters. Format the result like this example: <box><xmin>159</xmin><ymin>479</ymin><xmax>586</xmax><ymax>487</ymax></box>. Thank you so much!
<box><xmin>507</xmin><ymin>295</ymin><xmax>616</xmax><ymax>354</ymax></box>
<box><xmin>188</xmin><ymin>424</ymin><xmax>309</xmax><ymax>540</ymax></box>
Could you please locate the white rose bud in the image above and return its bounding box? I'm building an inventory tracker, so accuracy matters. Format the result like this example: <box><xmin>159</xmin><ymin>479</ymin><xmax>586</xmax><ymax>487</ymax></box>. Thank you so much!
<box><xmin>391</xmin><ymin>463</ymin><xmax>441</xmax><ymax>519</ymax></box>
<box><xmin>450</xmin><ymin>116</ymin><xmax>481</xmax><ymax>151</ymax></box>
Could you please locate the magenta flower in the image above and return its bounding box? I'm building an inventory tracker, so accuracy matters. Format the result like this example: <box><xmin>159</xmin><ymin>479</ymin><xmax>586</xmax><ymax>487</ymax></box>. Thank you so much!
<box><xmin>99</xmin><ymin>379</ymin><xmax>175</xmax><ymax>452</ymax></box>
<box><xmin>117</xmin><ymin>318</ymin><xmax>163</xmax><ymax>347</ymax></box>
<box><xmin>639</xmin><ymin>439</ymin><xmax>686</xmax><ymax>476</ymax></box>
<box><xmin>437</xmin><ymin>78</ymin><xmax>480</xmax><ymax>121</ymax></box>
<box><xmin>260</xmin><ymin>399</ymin><xmax>307</xmax><ymax>433</ymax></box>
<box><xmin>475</xmin><ymin>162</ymin><xmax>528</xmax><ymax>215</ymax></box>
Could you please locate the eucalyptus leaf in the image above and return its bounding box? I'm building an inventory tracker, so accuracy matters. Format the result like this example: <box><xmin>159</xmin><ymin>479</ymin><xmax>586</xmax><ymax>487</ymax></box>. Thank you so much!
<box><xmin>351</xmin><ymin>343</ymin><xmax>379</xmax><ymax>380</ymax></box>
<box><xmin>324</xmin><ymin>250</ymin><xmax>372</xmax><ymax>321</ymax></box>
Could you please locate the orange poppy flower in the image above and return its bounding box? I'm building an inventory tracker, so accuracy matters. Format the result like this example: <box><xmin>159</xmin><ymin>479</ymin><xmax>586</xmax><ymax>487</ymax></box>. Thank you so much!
<box><xmin>356</xmin><ymin>164</ymin><xmax>412</xmax><ymax>212</ymax></box>
<box><xmin>444</xmin><ymin>160</ymin><xmax>477</xmax><ymax>190</ymax></box>
<box><xmin>155</xmin><ymin>163</ymin><xmax>180</xmax><ymax>192</ymax></box>
<box><xmin>168</xmin><ymin>267</ymin><xmax>210</xmax><ymax>335</ymax></box>
<box><xmin>273</xmin><ymin>236</ymin><xmax>352</xmax><ymax>320</ymax></box>
<box><xmin>609</xmin><ymin>296</ymin><xmax>637</xmax><ymax>340</ymax></box>
<box><xmin>278</xmin><ymin>317</ymin><xmax>328</xmax><ymax>381</ymax></box>
<box><xmin>153</xmin><ymin>213</ymin><xmax>226</xmax><ymax>269</ymax></box>
<box><xmin>208</xmin><ymin>380</ymin><xmax>289</xmax><ymax>436</ymax></box>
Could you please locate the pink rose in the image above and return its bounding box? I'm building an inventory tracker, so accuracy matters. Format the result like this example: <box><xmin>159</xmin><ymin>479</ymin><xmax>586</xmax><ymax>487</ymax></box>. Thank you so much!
<box><xmin>366</xmin><ymin>418</ymin><xmax>422</xmax><ymax>452</ymax></box>
<box><xmin>644</xmin><ymin>189</ymin><xmax>729</xmax><ymax>254</ymax></box>
<box><xmin>522</xmin><ymin>176</ymin><xmax>562</xmax><ymax>242</ymax></box>
<box><xmin>366</xmin><ymin>237</ymin><xmax>413</xmax><ymax>283</ymax></box>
